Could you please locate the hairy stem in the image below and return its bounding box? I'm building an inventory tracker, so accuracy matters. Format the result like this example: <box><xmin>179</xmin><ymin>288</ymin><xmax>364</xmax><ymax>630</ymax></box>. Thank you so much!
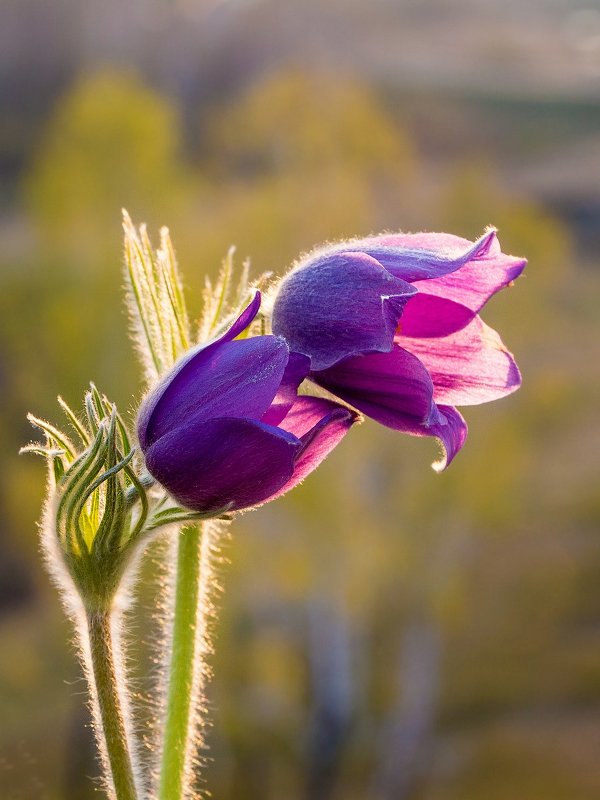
<box><xmin>159</xmin><ymin>522</ymin><xmax>216</xmax><ymax>800</ymax></box>
<box><xmin>86</xmin><ymin>610</ymin><xmax>139</xmax><ymax>800</ymax></box>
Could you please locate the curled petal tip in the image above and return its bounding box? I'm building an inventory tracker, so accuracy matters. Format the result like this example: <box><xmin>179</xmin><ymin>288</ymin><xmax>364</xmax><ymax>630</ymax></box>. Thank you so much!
<box><xmin>430</xmin><ymin>406</ymin><xmax>468</xmax><ymax>472</ymax></box>
<box><xmin>475</xmin><ymin>227</ymin><xmax>498</xmax><ymax>258</ymax></box>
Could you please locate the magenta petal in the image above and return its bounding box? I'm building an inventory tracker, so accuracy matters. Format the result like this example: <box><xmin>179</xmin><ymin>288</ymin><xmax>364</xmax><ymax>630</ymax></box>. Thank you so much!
<box><xmin>349</xmin><ymin>229</ymin><xmax>497</xmax><ymax>282</ymax></box>
<box><xmin>261</xmin><ymin>352</ymin><xmax>311</xmax><ymax>427</ymax></box>
<box><xmin>269</xmin><ymin>396</ymin><xmax>358</xmax><ymax>500</ymax></box>
<box><xmin>370</xmin><ymin>230</ymin><xmax>492</xmax><ymax>253</ymax></box>
<box><xmin>398</xmin><ymin>316</ymin><xmax>521</xmax><ymax>406</ymax></box>
<box><xmin>143</xmin><ymin>416</ymin><xmax>301</xmax><ymax>513</ymax></box>
<box><xmin>311</xmin><ymin>346</ymin><xmax>436</xmax><ymax>426</ymax></box>
<box><xmin>272</xmin><ymin>251</ymin><xmax>416</xmax><ymax>371</ymax></box>
<box><xmin>413</xmin><ymin>255</ymin><xmax>526</xmax><ymax>316</ymax></box>
<box><xmin>400</xmin><ymin>294</ymin><xmax>475</xmax><ymax>337</ymax></box>
<box><xmin>371</xmin><ymin>229</ymin><xmax>526</xmax><ymax>312</ymax></box>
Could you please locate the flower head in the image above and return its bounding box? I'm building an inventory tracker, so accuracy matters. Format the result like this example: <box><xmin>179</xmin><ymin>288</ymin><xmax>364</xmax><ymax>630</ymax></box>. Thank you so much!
<box><xmin>272</xmin><ymin>229</ymin><xmax>525</xmax><ymax>469</ymax></box>
<box><xmin>137</xmin><ymin>293</ymin><xmax>358</xmax><ymax>514</ymax></box>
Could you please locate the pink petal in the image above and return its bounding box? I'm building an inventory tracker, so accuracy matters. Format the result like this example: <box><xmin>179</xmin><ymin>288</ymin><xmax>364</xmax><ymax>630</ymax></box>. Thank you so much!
<box><xmin>398</xmin><ymin>316</ymin><xmax>521</xmax><ymax>406</ymax></box>
<box><xmin>352</xmin><ymin>229</ymin><xmax>497</xmax><ymax>282</ymax></box>
<box><xmin>270</xmin><ymin>396</ymin><xmax>358</xmax><ymax>500</ymax></box>
<box><xmin>413</xmin><ymin>252</ymin><xmax>526</xmax><ymax>316</ymax></box>
<box><xmin>261</xmin><ymin>352</ymin><xmax>311</xmax><ymax>427</ymax></box>
<box><xmin>376</xmin><ymin>230</ymin><xmax>526</xmax><ymax>312</ymax></box>
<box><xmin>399</xmin><ymin>294</ymin><xmax>474</xmax><ymax>338</ymax></box>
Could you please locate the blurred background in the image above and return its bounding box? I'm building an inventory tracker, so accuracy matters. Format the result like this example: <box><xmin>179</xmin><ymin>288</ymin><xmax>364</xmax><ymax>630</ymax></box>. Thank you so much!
<box><xmin>1</xmin><ymin>1</ymin><xmax>599</xmax><ymax>798</ymax></box>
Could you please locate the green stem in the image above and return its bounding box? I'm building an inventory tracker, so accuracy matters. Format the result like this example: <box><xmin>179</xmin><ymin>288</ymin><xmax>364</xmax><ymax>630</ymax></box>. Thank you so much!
<box><xmin>87</xmin><ymin>610</ymin><xmax>138</xmax><ymax>800</ymax></box>
<box><xmin>159</xmin><ymin>524</ymin><xmax>204</xmax><ymax>800</ymax></box>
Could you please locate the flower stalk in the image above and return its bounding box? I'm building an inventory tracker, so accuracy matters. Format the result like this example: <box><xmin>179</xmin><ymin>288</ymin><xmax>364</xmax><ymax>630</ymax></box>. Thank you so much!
<box><xmin>158</xmin><ymin>522</ymin><xmax>224</xmax><ymax>800</ymax></box>
<box><xmin>123</xmin><ymin>218</ymin><xmax>236</xmax><ymax>799</ymax></box>
<box><xmin>86</xmin><ymin>609</ymin><xmax>139</xmax><ymax>800</ymax></box>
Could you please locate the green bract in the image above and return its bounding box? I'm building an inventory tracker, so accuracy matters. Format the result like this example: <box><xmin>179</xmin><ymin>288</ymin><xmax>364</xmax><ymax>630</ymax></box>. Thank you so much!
<box><xmin>22</xmin><ymin>384</ymin><xmax>219</xmax><ymax>610</ymax></box>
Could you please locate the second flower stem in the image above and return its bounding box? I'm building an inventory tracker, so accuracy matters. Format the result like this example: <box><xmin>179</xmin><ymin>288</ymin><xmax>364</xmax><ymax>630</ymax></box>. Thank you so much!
<box><xmin>159</xmin><ymin>523</ymin><xmax>205</xmax><ymax>800</ymax></box>
<box><xmin>87</xmin><ymin>609</ymin><xmax>139</xmax><ymax>800</ymax></box>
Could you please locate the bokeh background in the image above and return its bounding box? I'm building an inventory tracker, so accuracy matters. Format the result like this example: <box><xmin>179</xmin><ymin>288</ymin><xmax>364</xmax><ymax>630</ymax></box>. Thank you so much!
<box><xmin>1</xmin><ymin>1</ymin><xmax>599</xmax><ymax>798</ymax></box>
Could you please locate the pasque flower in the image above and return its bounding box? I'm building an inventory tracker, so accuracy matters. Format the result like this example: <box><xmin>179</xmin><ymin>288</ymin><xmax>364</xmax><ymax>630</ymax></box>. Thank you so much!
<box><xmin>137</xmin><ymin>292</ymin><xmax>357</xmax><ymax>514</ymax></box>
<box><xmin>272</xmin><ymin>229</ymin><xmax>525</xmax><ymax>469</ymax></box>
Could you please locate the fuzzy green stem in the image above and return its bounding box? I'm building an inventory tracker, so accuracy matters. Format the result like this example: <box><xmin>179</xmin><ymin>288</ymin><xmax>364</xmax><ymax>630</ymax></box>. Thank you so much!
<box><xmin>159</xmin><ymin>524</ymin><xmax>203</xmax><ymax>800</ymax></box>
<box><xmin>87</xmin><ymin>610</ymin><xmax>138</xmax><ymax>800</ymax></box>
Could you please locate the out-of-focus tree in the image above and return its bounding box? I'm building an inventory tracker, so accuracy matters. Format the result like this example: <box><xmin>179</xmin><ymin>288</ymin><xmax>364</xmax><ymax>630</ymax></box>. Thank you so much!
<box><xmin>23</xmin><ymin>70</ymin><xmax>195</xmax><ymax>265</ymax></box>
<box><xmin>178</xmin><ymin>70</ymin><xmax>418</xmax><ymax>278</ymax></box>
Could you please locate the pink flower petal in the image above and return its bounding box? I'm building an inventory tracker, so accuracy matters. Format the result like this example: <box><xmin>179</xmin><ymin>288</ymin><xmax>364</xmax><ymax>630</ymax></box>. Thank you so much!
<box><xmin>399</xmin><ymin>294</ymin><xmax>474</xmax><ymax>338</ymax></box>
<box><xmin>351</xmin><ymin>229</ymin><xmax>497</xmax><ymax>282</ymax></box>
<box><xmin>413</xmin><ymin>255</ymin><xmax>526</xmax><ymax>317</ymax></box>
<box><xmin>261</xmin><ymin>352</ymin><xmax>311</xmax><ymax>426</ymax></box>
<box><xmin>398</xmin><ymin>316</ymin><xmax>521</xmax><ymax>406</ymax></box>
<box><xmin>270</xmin><ymin>396</ymin><xmax>358</xmax><ymax>500</ymax></box>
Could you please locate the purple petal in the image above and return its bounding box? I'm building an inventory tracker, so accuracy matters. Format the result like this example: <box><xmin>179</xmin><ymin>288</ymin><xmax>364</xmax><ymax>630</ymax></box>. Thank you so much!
<box><xmin>138</xmin><ymin>335</ymin><xmax>289</xmax><ymax>449</ymax></box>
<box><xmin>219</xmin><ymin>290</ymin><xmax>262</xmax><ymax>342</ymax></box>
<box><xmin>346</xmin><ymin>229</ymin><xmax>497</xmax><ymax>283</ymax></box>
<box><xmin>272</xmin><ymin>251</ymin><xmax>416</xmax><ymax>371</ymax></box>
<box><xmin>261</xmin><ymin>352</ymin><xmax>311</xmax><ymax>427</ymax></box>
<box><xmin>311</xmin><ymin>346</ymin><xmax>436</xmax><ymax>427</ymax></box>
<box><xmin>269</xmin><ymin>396</ymin><xmax>358</xmax><ymax>500</ymax></box>
<box><xmin>421</xmin><ymin>405</ymin><xmax>468</xmax><ymax>471</ymax></box>
<box><xmin>311</xmin><ymin>350</ymin><xmax>467</xmax><ymax>469</ymax></box>
<box><xmin>398</xmin><ymin>316</ymin><xmax>521</xmax><ymax>406</ymax></box>
<box><xmin>143</xmin><ymin>416</ymin><xmax>302</xmax><ymax>513</ymax></box>
<box><xmin>138</xmin><ymin>294</ymin><xmax>265</xmax><ymax>449</ymax></box>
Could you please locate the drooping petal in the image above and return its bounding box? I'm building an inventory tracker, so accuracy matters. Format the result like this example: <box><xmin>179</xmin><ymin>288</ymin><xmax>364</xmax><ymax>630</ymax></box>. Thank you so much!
<box><xmin>372</xmin><ymin>402</ymin><xmax>467</xmax><ymax>470</ymax></box>
<box><xmin>143</xmin><ymin>416</ymin><xmax>302</xmax><ymax>513</ymax></box>
<box><xmin>398</xmin><ymin>316</ymin><xmax>521</xmax><ymax>406</ymax></box>
<box><xmin>261</xmin><ymin>352</ymin><xmax>311</xmax><ymax>427</ymax></box>
<box><xmin>424</xmin><ymin>405</ymin><xmax>468</xmax><ymax>472</ymax></box>
<box><xmin>311</xmin><ymin>347</ymin><xmax>436</xmax><ymax>427</ymax></box>
<box><xmin>138</xmin><ymin>335</ymin><xmax>289</xmax><ymax>449</ymax></box>
<box><xmin>268</xmin><ymin>396</ymin><xmax>358</xmax><ymax>500</ymax></box>
<box><xmin>342</xmin><ymin>229</ymin><xmax>497</xmax><ymax>283</ymax></box>
<box><xmin>310</xmin><ymin>349</ymin><xmax>467</xmax><ymax>469</ymax></box>
<box><xmin>272</xmin><ymin>251</ymin><xmax>416</xmax><ymax>371</ymax></box>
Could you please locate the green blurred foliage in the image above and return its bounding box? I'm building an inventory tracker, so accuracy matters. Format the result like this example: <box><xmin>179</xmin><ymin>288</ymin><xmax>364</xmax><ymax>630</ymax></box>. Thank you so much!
<box><xmin>1</xmin><ymin>66</ymin><xmax>599</xmax><ymax>800</ymax></box>
<box><xmin>24</xmin><ymin>70</ymin><xmax>194</xmax><ymax>264</ymax></box>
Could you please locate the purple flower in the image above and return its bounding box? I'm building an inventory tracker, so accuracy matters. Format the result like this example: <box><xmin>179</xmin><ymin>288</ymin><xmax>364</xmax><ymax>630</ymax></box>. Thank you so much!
<box><xmin>137</xmin><ymin>293</ymin><xmax>357</xmax><ymax>514</ymax></box>
<box><xmin>272</xmin><ymin>229</ymin><xmax>525</xmax><ymax>469</ymax></box>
